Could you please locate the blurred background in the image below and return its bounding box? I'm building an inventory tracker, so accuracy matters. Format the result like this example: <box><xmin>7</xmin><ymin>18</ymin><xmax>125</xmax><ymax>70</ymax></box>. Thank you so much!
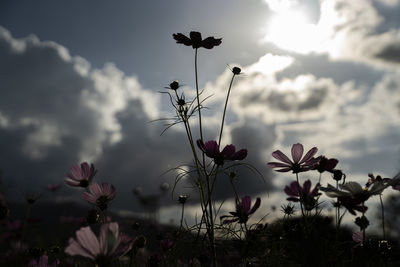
<box><xmin>0</xmin><ymin>0</ymin><xmax>399</xmax><ymax>231</ymax></box>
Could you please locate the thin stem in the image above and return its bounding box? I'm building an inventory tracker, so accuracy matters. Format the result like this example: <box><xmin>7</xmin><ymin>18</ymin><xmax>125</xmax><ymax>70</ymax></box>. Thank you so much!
<box><xmin>295</xmin><ymin>173</ymin><xmax>305</xmax><ymax>218</ymax></box>
<box><xmin>218</xmin><ymin>74</ymin><xmax>236</xmax><ymax>146</ymax></box>
<box><xmin>362</xmin><ymin>202</ymin><xmax>366</xmax><ymax>246</ymax></box>
<box><xmin>194</xmin><ymin>48</ymin><xmax>204</xmax><ymax>143</ymax></box>
<box><xmin>180</xmin><ymin>203</ymin><xmax>185</xmax><ymax>231</ymax></box>
<box><xmin>379</xmin><ymin>194</ymin><xmax>386</xmax><ymax>239</ymax></box>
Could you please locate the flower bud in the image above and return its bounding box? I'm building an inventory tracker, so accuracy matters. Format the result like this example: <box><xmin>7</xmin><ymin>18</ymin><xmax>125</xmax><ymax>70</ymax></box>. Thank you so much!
<box><xmin>178</xmin><ymin>194</ymin><xmax>188</xmax><ymax>204</ymax></box>
<box><xmin>232</xmin><ymin>67</ymin><xmax>241</xmax><ymax>75</ymax></box>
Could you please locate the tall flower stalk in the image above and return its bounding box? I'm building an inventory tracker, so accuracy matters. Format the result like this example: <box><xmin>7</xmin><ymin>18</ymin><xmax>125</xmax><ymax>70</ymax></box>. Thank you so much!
<box><xmin>170</xmin><ymin>31</ymin><xmax>251</xmax><ymax>267</ymax></box>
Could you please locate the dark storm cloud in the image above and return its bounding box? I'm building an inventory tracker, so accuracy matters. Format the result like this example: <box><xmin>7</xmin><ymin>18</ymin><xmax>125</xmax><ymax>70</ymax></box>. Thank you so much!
<box><xmin>0</xmin><ymin>26</ymin><xmax>274</xmax><ymax>211</ymax></box>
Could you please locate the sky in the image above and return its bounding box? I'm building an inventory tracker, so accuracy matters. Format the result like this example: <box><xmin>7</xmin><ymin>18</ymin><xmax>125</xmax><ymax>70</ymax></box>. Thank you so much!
<box><xmin>0</xmin><ymin>0</ymin><xmax>399</xmax><ymax>226</ymax></box>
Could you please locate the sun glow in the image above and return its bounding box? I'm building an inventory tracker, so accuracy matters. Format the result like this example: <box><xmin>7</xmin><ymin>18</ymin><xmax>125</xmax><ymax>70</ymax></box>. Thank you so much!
<box><xmin>263</xmin><ymin>9</ymin><xmax>330</xmax><ymax>54</ymax></box>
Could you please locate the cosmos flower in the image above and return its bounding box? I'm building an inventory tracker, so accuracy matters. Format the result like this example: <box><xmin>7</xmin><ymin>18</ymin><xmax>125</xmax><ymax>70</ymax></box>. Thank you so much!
<box><xmin>284</xmin><ymin>180</ymin><xmax>321</xmax><ymax>210</ymax></box>
<box><xmin>320</xmin><ymin>181</ymin><xmax>387</xmax><ymax>202</ymax></box>
<box><xmin>65</xmin><ymin>162</ymin><xmax>97</xmax><ymax>188</ymax></box>
<box><xmin>172</xmin><ymin>31</ymin><xmax>222</xmax><ymax>49</ymax></box>
<box><xmin>337</xmin><ymin>196</ymin><xmax>368</xmax><ymax>215</ymax></box>
<box><xmin>220</xmin><ymin>196</ymin><xmax>261</xmax><ymax>224</ymax></box>
<box><xmin>65</xmin><ymin>222</ymin><xmax>132</xmax><ymax>264</ymax></box>
<box><xmin>267</xmin><ymin>143</ymin><xmax>319</xmax><ymax>173</ymax></box>
<box><xmin>83</xmin><ymin>182</ymin><xmax>116</xmax><ymax>210</ymax></box>
<box><xmin>196</xmin><ymin>139</ymin><xmax>247</xmax><ymax>165</ymax></box>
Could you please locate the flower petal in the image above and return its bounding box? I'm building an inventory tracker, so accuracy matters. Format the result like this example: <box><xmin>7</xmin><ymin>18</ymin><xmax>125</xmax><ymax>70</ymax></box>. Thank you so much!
<box><xmin>271</xmin><ymin>150</ymin><xmax>292</xmax><ymax>164</ymax></box>
<box><xmin>172</xmin><ymin>33</ymin><xmax>192</xmax><ymax>46</ymax></box>
<box><xmin>299</xmin><ymin>147</ymin><xmax>318</xmax><ymax>164</ymax></box>
<box><xmin>248</xmin><ymin>197</ymin><xmax>261</xmax><ymax>215</ymax></box>
<box><xmin>291</xmin><ymin>143</ymin><xmax>304</xmax><ymax>163</ymax></box>
<box><xmin>240</xmin><ymin>196</ymin><xmax>251</xmax><ymax>213</ymax></box>
<box><xmin>231</xmin><ymin>149</ymin><xmax>247</xmax><ymax>161</ymax></box>
<box><xmin>303</xmin><ymin>180</ymin><xmax>311</xmax><ymax>194</ymax></box>
<box><xmin>201</xmin><ymin>36</ymin><xmax>222</xmax><ymax>49</ymax></box>
<box><xmin>221</xmin><ymin>144</ymin><xmax>236</xmax><ymax>159</ymax></box>
<box><xmin>267</xmin><ymin>162</ymin><xmax>291</xmax><ymax>168</ymax></box>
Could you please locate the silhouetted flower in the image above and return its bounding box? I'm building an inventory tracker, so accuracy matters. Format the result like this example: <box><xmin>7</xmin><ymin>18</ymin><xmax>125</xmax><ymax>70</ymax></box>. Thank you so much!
<box><xmin>355</xmin><ymin>215</ymin><xmax>369</xmax><ymax>230</ymax></box>
<box><xmin>313</xmin><ymin>156</ymin><xmax>338</xmax><ymax>173</ymax></box>
<box><xmin>173</xmin><ymin>31</ymin><xmax>222</xmax><ymax>49</ymax></box>
<box><xmin>65</xmin><ymin>222</ymin><xmax>132</xmax><ymax>263</ymax></box>
<box><xmin>382</xmin><ymin>172</ymin><xmax>400</xmax><ymax>191</ymax></box>
<box><xmin>28</xmin><ymin>255</ymin><xmax>59</xmax><ymax>267</ymax></box>
<box><xmin>232</xmin><ymin>67</ymin><xmax>241</xmax><ymax>75</ymax></box>
<box><xmin>83</xmin><ymin>182</ymin><xmax>116</xmax><ymax>210</ymax></box>
<box><xmin>321</xmin><ymin>181</ymin><xmax>387</xmax><ymax>203</ymax></box>
<box><xmin>196</xmin><ymin>139</ymin><xmax>247</xmax><ymax>165</ymax></box>
<box><xmin>45</xmin><ymin>184</ymin><xmax>61</xmax><ymax>192</ymax></box>
<box><xmin>178</xmin><ymin>194</ymin><xmax>188</xmax><ymax>204</ymax></box>
<box><xmin>280</xmin><ymin>203</ymin><xmax>296</xmax><ymax>217</ymax></box>
<box><xmin>338</xmin><ymin>196</ymin><xmax>368</xmax><ymax>215</ymax></box>
<box><xmin>332</xmin><ymin>169</ymin><xmax>346</xmax><ymax>181</ymax></box>
<box><xmin>221</xmin><ymin>196</ymin><xmax>261</xmax><ymax>224</ymax></box>
<box><xmin>165</xmin><ymin>81</ymin><xmax>180</xmax><ymax>91</ymax></box>
<box><xmin>65</xmin><ymin>162</ymin><xmax>97</xmax><ymax>188</ymax></box>
<box><xmin>284</xmin><ymin>180</ymin><xmax>321</xmax><ymax>210</ymax></box>
<box><xmin>267</xmin><ymin>143</ymin><xmax>319</xmax><ymax>173</ymax></box>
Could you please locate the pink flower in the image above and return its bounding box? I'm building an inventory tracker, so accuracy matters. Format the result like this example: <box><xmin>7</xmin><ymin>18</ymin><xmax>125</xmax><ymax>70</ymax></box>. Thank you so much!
<box><xmin>65</xmin><ymin>162</ymin><xmax>97</xmax><ymax>188</ymax></box>
<box><xmin>65</xmin><ymin>222</ymin><xmax>132</xmax><ymax>264</ymax></box>
<box><xmin>28</xmin><ymin>255</ymin><xmax>59</xmax><ymax>267</ymax></box>
<box><xmin>83</xmin><ymin>182</ymin><xmax>116</xmax><ymax>210</ymax></box>
<box><xmin>220</xmin><ymin>196</ymin><xmax>261</xmax><ymax>224</ymax></box>
<box><xmin>284</xmin><ymin>180</ymin><xmax>321</xmax><ymax>210</ymax></box>
<box><xmin>267</xmin><ymin>143</ymin><xmax>318</xmax><ymax>173</ymax></box>
<box><xmin>197</xmin><ymin>139</ymin><xmax>247</xmax><ymax>165</ymax></box>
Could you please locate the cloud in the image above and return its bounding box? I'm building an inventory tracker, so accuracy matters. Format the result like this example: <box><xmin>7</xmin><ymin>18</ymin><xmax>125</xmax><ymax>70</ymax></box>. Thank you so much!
<box><xmin>0</xmin><ymin>26</ymin><xmax>280</xmax><ymax>213</ymax></box>
<box><xmin>260</xmin><ymin>0</ymin><xmax>400</xmax><ymax>69</ymax></box>
<box><xmin>0</xmin><ymin>26</ymin><xmax>163</xmax><ymax>203</ymax></box>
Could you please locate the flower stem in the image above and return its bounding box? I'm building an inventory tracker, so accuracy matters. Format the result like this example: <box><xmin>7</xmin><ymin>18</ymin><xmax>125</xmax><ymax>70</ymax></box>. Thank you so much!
<box><xmin>179</xmin><ymin>203</ymin><xmax>185</xmax><ymax>231</ymax></box>
<box><xmin>362</xmin><ymin>202</ymin><xmax>366</xmax><ymax>246</ymax></box>
<box><xmin>194</xmin><ymin>48</ymin><xmax>204</xmax><ymax>144</ymax></box>
<box><xmin>295</xmin><ymin>173</ymin><xmax>305</xmax><ymax>218</ymax></box>
<box><xmin>379</xmin><ymin>194</ymin><xmax>386</xmax><ymax>240</ymax></box>
<box><xmin>218</xmin><ymin>73</ymin><xmax>236</xmax><ymax>146</ymax></box>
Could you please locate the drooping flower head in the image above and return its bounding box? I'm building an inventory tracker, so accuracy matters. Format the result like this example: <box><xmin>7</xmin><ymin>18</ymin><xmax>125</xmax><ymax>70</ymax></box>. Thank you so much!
<box><xmin>267</xmin><ymin>143</ymin><xmax>319</xmax><ymax>173</ymax></box>
<box><xmin>65</xmin><ymin>162</ymin><xmax>97</xmax><ymax>188</ymax></box>
<box><xmin>173</xmin><ymin>31</ymin><xmax>222</xmax><ymax>49</ymax></box>
<box><xmin>83</xmin><ymin>182</ymin><xmax>116</xmax><ymax>210</ymax></box>
<box><xmin>284</xmin><ymin>180</ymin><xmax>321</xmax><ymax>210</ymax></box>
<box><xmin>197</xmin><ymin>139</ymin><xmax>247</xmax><ymax>165</ymax></box>
<box><xmin>220</xmin><ymin>196</ymin><xmax>261</xmax><ymax>224</ymax></box>
<box><xmin>65</xmin><ymin>222</ymin><xmax>132</xmax><ymax>265</ymax></box>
